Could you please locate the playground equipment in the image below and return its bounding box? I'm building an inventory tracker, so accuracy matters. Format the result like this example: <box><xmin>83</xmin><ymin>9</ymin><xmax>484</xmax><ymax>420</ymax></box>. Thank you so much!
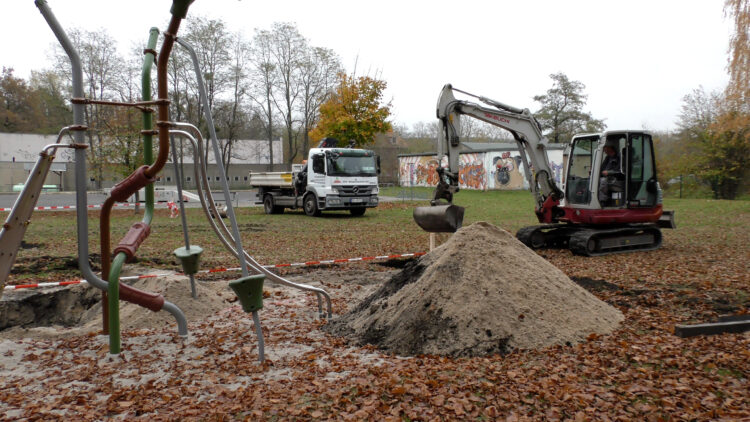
<box><xmin>0</xmin><ymin>129</ymin><xmax>81</xmax><ymax>298</ymax></box>
<box><xmin>0</xmin><ymin>0</ymin><xmax>332</xmax><ymax>363</ymax></box>
<box><xmin>174</xmin><ymin>37</ymin><xmax>333</xmax><ymax>319</ymax></box>
<box><xmin>26</xmin><ymin>0</ymin><xmax>193</xmax><ymax>356</ymax></box>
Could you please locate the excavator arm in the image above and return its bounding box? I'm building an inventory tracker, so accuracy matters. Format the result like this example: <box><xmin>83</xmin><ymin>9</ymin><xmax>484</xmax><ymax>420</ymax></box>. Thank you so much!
<box><xmin>414</xmin><ymin>85</ymin><xmax>565</xmax><ymax>232</ymax></box>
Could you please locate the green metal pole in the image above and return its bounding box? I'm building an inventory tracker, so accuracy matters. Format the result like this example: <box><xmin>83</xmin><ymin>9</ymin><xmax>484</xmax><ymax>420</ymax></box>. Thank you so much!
<box><xmin>108</xmin><ymin>252</ymin><xmax>127</xmax><ymax>354</ymax></box>
<box><xmin>106</xmin><ymin>28</ymin><xmax>160</xmax><ymax>355</ymax></box>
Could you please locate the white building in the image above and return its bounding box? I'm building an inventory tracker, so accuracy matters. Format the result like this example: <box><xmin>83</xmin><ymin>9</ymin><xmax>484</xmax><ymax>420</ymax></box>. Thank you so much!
<box><xmin>0</xmin><ymin>132</ymin><xmax>282</xmax><ymax>192</ymax></box>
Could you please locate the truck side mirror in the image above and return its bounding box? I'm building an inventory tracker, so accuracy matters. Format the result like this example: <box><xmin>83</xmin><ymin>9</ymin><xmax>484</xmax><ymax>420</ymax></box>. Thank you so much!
<box><xmin>376</xmin><ymin>155</ymin><xmax>381</xmax><ymax>175</ymax></box>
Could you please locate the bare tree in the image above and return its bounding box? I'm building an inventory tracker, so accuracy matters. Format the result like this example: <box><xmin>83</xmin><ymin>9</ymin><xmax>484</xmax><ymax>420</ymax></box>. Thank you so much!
<box><xmin>268</xmin><ymin>23</ymin><xmax>307</xmax><ymax>165</ymax></box>
<box><xmin>183</xmin><ymin>17</ymin><xmax>231</xmax><ymax>170</ymax></box>
<box><xmin>52</xmin><ymin>28</ymin><xmax>122</xmax><ymax>188</ymax></box>
<box><xmin>411</xmin><ymin>121</ymin><xmax>439</xmax><ymax>139</ymax></box>
<box><xmin>298</xmin><ymin>46</ymin><xmax>342</xmax><ymax>155</ymax></box>
<box><xmin>249</xmin><ymin>28</ymin><xmax>278</xmax><ymax>171</ymax></box>
<box><xmin>106</xmin><ymin>46</ymin><xmax>143</xmax><ymax>177</ymax></box>
<box><xmin>214</xmin><ymin>31</ymin><xmax>251</xmax><ymax>176</ymax></box>
<box><xmin>184</xmin><ymin>18</ymin><xmax>231</xmax><ymax>116</ymax></box>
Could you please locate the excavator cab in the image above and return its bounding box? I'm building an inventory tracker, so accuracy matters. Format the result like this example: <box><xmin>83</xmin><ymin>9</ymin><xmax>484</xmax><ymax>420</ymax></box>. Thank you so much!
<box><xmin>565</xmin><ymin>131</ymin><xmax>659</xmax><ymax>211</ymax></box>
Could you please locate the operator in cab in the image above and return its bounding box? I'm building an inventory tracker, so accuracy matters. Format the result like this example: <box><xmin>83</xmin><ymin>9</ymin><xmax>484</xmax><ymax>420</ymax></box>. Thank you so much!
<box><xmin>598</xmin><ymin>139</ymin><xmax>622</xmax><ymax>204</ymax></box>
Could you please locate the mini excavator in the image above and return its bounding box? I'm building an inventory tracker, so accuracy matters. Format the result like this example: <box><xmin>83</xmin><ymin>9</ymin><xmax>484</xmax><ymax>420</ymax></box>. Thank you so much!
<box><xmin>413</xmin><ymin>84</ymin><xmax>676</xmax><ymax>256</ymax></box>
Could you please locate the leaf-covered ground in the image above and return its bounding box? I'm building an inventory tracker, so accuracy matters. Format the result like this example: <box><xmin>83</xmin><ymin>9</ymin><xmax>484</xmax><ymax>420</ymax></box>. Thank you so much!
<box><xmin>1</xmin><ymin>191</ymin><xmax>748</xmax><ymax>420</ymax></box>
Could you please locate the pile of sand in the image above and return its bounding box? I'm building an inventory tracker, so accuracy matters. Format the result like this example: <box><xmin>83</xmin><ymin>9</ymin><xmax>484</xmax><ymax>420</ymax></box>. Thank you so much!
<box><xmin>326</xmin><ymin>222</ymin><xmax>624</xmax><ymax>357</ymax></box>
<box><xmin>76</xmin><ymin>274</ymin><xmax>232</xmax><ymax>332</ymax></box>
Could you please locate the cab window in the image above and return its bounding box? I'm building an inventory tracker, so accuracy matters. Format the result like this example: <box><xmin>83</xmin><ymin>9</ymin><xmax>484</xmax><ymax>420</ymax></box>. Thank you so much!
<box><xmin>627</xmin><ymin>134</ymin><xmax>657</xmax><ymax>207</ymax></box>
<box><xmin>311</xmin><ymin>154</ymin><xmax>325</xmax><ymax>174</ymax></box>
<box><xmin>565</xmin><ymin>137</ymin><xmax>596</xmax><ymax>205</ymax></box>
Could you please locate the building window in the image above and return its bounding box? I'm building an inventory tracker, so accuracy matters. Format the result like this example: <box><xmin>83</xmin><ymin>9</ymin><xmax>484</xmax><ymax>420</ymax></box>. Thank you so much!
<box><xmin>234</xmin><ymin>176</ymin><xmax>239</xmax><ymax>181</ymax></box>
<box><xmin>186</xmin><ymin>176</ymin><xmax>192</xmax><ymax>182</ymax></box>
<box><xmin>215</xmin><ymin>176</ymin><xmax>220</xmax><ymax>181</ymax></box>
<box><xmin>166</xmin><ymin>176</ymin><xmax>172</xmax><ymax>182</ymax></box>
<box><xmin>243</xmin><ymin>176</ymin><xmax>248</xmax><ymax>181</ymax></box>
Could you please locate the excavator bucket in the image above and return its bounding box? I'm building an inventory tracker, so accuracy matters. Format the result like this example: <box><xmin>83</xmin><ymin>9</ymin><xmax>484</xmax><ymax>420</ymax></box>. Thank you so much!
<box><xmin>413</xmin><ymin>204</ymin><xmax>465</xmax><ymax>233</ymax></box>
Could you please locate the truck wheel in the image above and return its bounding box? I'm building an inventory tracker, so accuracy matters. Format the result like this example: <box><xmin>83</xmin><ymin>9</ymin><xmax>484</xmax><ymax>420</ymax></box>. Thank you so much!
<box><xmin>304</xmin><ymin>194</ymin><xmax>320</xmax><ymax>217</ymax></box>
<box><xmin>263</xmin><ymin>193</ymin><xmax>284</xmax><ymax>214</ymax></box>
<box><xmin>263</xmin><ymin>194</ymin><xmax>284</xmax><ymax>214</ymax></box>
<box><xmin>263</xmin><ymin>195</ymin><xmax>274</xmax><ymax>214</ymax></box>
<box><xmin>349</xmin><ymin>207</ymin><xmax>366</xmax><ymax>217</ymax></box>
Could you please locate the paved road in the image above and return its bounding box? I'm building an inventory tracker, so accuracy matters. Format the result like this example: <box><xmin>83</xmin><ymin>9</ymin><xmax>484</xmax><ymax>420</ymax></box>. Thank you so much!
<box><xmin>0</xmin><ymin>190</ymin><xmax>260</xmax><ymax>210</ymax></box>
<box><xmin>0</xmin><ymin>190</ymin><xmax>402</xmax><ymax>211</ymax></box>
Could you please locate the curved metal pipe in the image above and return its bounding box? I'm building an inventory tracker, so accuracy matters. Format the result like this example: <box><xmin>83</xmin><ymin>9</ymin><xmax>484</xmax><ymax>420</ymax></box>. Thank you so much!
<box><xmin>146</xmin><ymin>16</ymin><xmax>183</xmax><ymax>179</ymax></box>
<box><xmin>170</xmin><ymin>126</ymin><xmax>332</xmax><ymax>318</ymax></box>
<box><xmin>162</xmin><ymin>301</ymin><xmax>188</xmax><ymax>337</ymax></box>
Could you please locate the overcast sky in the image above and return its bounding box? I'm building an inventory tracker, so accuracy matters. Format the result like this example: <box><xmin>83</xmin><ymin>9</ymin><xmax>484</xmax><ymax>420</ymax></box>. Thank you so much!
<box><xmin>2</xmin><ymin>0</ymin><xmax>732</xmax><ymax>132</ymax></box>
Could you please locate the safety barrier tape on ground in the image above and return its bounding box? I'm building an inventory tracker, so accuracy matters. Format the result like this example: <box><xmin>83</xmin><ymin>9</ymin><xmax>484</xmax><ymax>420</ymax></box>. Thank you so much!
<box><xmin>3</xmin><ymin>252</ymin><xmax>427</xmax><ymax>291</ymax></box>
<box><xmin>0</xmin><ymin>203</ymin><xmax>143</xmax><ymax>212</ymax></box>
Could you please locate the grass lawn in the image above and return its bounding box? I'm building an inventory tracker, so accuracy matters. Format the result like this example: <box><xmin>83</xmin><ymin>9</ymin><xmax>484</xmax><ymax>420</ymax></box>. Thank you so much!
<box><xmin>6</xmin><ymin>189</ymin><xmax>749</xmax><ymax>289</ymax></box>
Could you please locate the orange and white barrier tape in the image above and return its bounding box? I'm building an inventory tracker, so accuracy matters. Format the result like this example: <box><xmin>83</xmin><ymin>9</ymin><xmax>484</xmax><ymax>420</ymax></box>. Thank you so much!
<box><xmin>4</xmin><ymin>252</ymin><xmax>426</xmax><ymax>291</ymax></box>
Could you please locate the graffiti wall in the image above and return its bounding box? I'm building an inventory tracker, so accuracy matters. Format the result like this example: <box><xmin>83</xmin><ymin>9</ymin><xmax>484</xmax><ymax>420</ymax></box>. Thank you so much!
<box><xmin>398</xmin><ymin>155</ymin><xmax>442</xmax><ymax>187</ymax></box>
<box><xmin>485</xmin><ymin>151</ymin><xmax>527</xmax><ymax>190</ymax></box>
<box><xmin>398</xmin><ymin>149</ymin><xmax>564</xmax><ymax>191</ymax></box>
<box><xmin>399</xmin><ymin>153</ymin><xmax>488</xmax><ymax>190</ymax></box>
<box><xmin>458</xmin><ymin>153</ymin><xmax>487</xmax><ymax>190</ymax></box>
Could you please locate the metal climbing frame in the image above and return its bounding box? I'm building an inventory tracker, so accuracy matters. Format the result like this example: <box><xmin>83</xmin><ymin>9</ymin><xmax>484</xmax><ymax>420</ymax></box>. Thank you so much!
<box><xmin>0</xmin><ymin>128</ymin><xmax>81</xmax><ymax>299</ymax></box>
<box><xmin>33</xmin><ymin>0</ymin><xmax>189</xmax><ymax>355</ymax></box>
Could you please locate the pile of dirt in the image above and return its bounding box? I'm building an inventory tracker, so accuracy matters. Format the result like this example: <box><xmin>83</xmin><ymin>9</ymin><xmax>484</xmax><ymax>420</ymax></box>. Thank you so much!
<box><xmin>326</xmin><ymin>222</ymin><xmax>624</xmax><ymax>357</ymax></box>
<box><xmin>76</xmin><ymin>274</ymin><xmax>233</xmax><ymax>332</ymax></box>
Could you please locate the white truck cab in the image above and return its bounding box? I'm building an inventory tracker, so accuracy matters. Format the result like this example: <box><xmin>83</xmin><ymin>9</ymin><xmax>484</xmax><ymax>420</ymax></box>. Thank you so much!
<box><xmin>249</xmin><ymin>147</ymin><xmax>380</xmax><ymax>216</ymax></box>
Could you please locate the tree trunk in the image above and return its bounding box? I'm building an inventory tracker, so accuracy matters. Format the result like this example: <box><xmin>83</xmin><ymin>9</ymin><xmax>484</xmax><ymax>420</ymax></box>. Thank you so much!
<box><xmin>266</xmin><ymin>94</ymin><xmax>274</xmax><ymax>172</ymax></box>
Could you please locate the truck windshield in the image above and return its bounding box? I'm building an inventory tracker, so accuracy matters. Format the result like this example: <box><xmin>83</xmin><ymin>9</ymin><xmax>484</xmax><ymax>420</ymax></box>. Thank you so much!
<box><xmin>327</xmin><ymin>154</ymin><xmax>377</xmax><ymax>177</ymax></box>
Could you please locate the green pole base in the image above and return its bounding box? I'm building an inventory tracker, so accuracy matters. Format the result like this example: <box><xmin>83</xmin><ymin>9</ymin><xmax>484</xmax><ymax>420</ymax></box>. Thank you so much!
<box><xmin>174</xmin><ymin>245</ymin><xmax>203</xmax><ymax>275</ymax></box>
<box><xmin>229</xmin><ymin>274</ymin><xmax>265</xmax><ymax>313</ymax></box>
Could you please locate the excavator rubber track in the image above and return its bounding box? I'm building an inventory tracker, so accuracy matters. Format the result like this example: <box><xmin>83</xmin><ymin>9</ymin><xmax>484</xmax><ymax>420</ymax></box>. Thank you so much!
<box><xmin>517</xmin><ymin>224</ymin><xmax>663</xmax><ymax>256</ymax></box>
<box><xmin>516</xmin><ymin>224</ymin><xmax>574</xmax><ymax>249</ymax></box>
<box><xmin>567</xmin><ymin>225</ymin><xmax>663</xmax><ymax>256</ymax></box>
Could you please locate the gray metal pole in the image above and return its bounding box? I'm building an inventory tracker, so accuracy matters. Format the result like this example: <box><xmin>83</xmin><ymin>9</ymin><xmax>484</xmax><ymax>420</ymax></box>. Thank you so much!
<box><xmin>177</xmin><ymin>37</ymin><xmax>263</xmax><ymax>362</ymax></box>
<box><xmin>170</xmin><ymin>134</ymin><xmax>197</xmax><ymax>298</ymax></box>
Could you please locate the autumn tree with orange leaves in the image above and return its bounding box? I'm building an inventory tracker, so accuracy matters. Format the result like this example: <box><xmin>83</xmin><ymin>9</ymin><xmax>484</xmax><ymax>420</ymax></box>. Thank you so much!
<box><xmin>309</xmin><ymin>72</ymin><xmax>392</xmax><ymax>148</ymax></box>
<box><xmin>675</xmin><ymin>0</ymin><xmax>749</xmax><ymax>199</ymax></box>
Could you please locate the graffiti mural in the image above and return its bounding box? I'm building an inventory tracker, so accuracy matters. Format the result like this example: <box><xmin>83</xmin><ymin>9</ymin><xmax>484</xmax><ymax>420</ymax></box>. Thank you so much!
<box><xmin>398</xmin><ymin>155</ymin><xmax>441</xmax><ymax>187</ymax></box>
<box><xmin>458</xmin><ymin>153</ymin><xmax>487</xmax><ymax>190</ymax></box>
<box><xmin>398</xmin><ymin>148</ymin><xmax>564</xmax><ymax>190</ymax></box>
<box><xmin>485</xmin><ymin>151</ymin><xmax>527</xmax><ymax>190</ymax></box>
